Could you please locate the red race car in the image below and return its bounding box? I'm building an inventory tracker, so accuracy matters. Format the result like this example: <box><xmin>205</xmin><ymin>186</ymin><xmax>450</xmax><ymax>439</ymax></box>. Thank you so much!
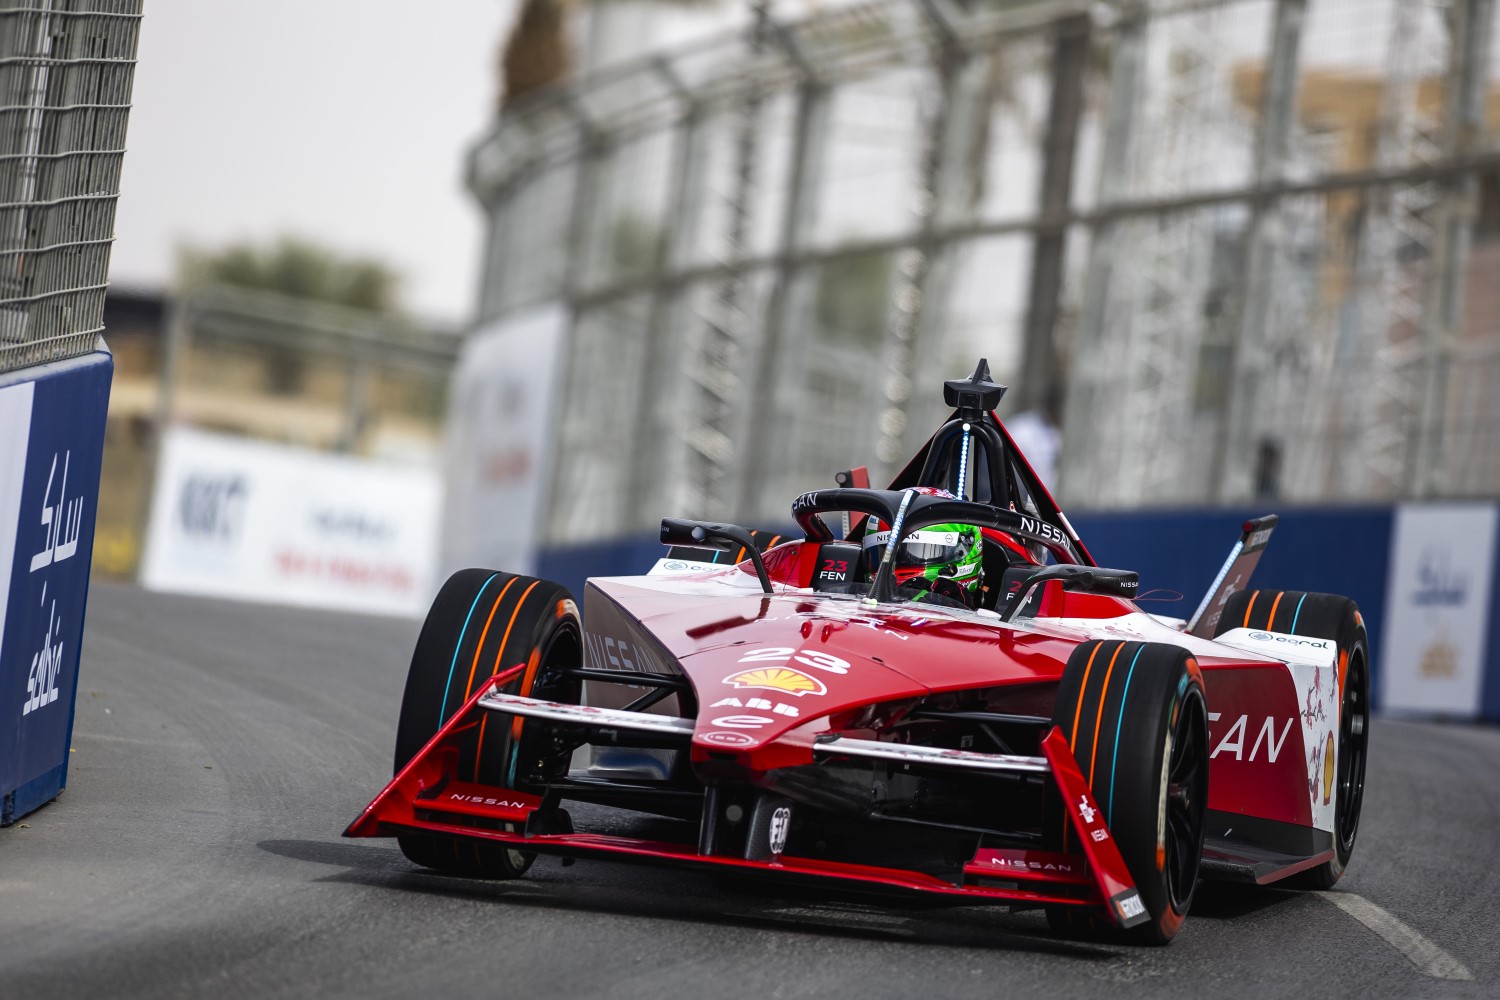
<box><xmin>346</xmin><ymin>360</ymin><xmax>1369</xmax><ymax>944</ymax></box>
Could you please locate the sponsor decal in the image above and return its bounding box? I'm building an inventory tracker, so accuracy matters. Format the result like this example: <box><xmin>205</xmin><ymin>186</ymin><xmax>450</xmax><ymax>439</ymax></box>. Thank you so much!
<box><xmin>310</xmin><ymin>507</ymin><xmax>394</xmax><ymax>542</ymax></box>
<box><xmin>711</xmin><ymin>696</ymin><xmax>799</xmax><ymax>717</ymax></box>
<box><xmin>699</xmin><ymin>730</ymin><xmax>757</xmax><ymax>748</ymax></box>
<box><xmin>1018</xmin><ymin>515</ymin><xmax>1067</xmax><ymax>548</ymax></box>
<box><xmin>1412</xmin><ymin>549</ymin><xmax>1468</xmax><ymax>607</ymax></box>
<box><xmin>1247</xmin><ymin>528</ymin><xmax>1273</xmax><ymax>549</ymax></box>
<box><xmin>986</xmin><ymin>857</ymin><xmax>1075</xmax><ymax>874</ymax></box>
<box><xmin>27</xmin><ymin>451</ymin><xmax>85</xmax><ymax>571</ymax></box>
<box><xmin>738</xmin><ymin>646</ymin><xmax>851</xmax><ymax>675</ymax></box>
<box><xmin>768</xmin><ymin>805</ymin><xmax>791</xmax><ymax>856</ymax></box>
<box><xmin>710</xmin><ymin>714</ymin><xmax>774</xmax><ymax>729</ymax></box>
<box><xmin>1077</xmin><ymin>795</ymin><xmax>1097</xmax><ymax>825</ymax></box>
<box><xmin>584</xmin><ymin>631</ymin><xmax>665</xmax><ymax>676</ymax></box>
<box><xmin>1090</xmin><ymin>828</ymin><xmax>1108</xmax><ymax>843</ymax></box>
<box><xmin>22</xmin><ymin>583</ymin><xmax>63</xmax><ymax>716</ymax></box>
<box><xmin>444</xmin><ymin>792</ymin><xmax>531</xmax><ymax>809</ymax></box>
<box><xmin>1322</xmin><ymin>731</ymin><xmax>1336</xmax><ymax>806</ymax></box>
<box><xmin>1420</xmin><ymin>625</ymin><xmax>1458</xmax><ymax>678</ymax></box>
<box><xmin>724</xmin><ymin>667</ymin><xmax>827</xmax><ymax>698</ymax></box>
<box><xmin>176</xmin><ymin>472</ymin><xmax>249</xmax><ymax>543</ymax></box>
<box><xmin>1246</xmin><ymin>631</ymin><xmax>1334</xmax><ymax>650</ymax></box>
<box><xmin>1117</xmin><ymin>892</ymin><xmax>1146</xmax><ymax>921</ymax></box>
<box><xmin>650</xmin><ymin>558</ymin><xmax>722</xmax><ymax>575</ymax></box>
<box><xmin>1208</xmin><ymin>712</ymin><xmax>1294</xmax><ymax>762</ymax></box>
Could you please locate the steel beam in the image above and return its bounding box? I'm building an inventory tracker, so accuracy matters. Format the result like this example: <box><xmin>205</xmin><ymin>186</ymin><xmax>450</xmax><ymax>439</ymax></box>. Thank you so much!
<box><xmin>876</xmin><ymin>34</ymin><xmax>992</xmax><ymax>477</ymax></box>
<box><xmin>734</xmin><ymin>78</ymin><xmax>832</xmax><ymax>520</ymax></box>
<box><xmin>1058</xmin><ymin>4</ymin><xmax>1145</xmax><ymax>501</ymax></box>
<box><xmin>1015</xmin><ymin>13</ymin><xmax>1091</xmax><ymax>416</ymax></box>
<box><xmin>1212</xmin><ymin>0</ymin><xmax>1305</xmax><ymax>502</ymax></box>
<box><xmin>627</xmin><ymin>97</ymin><xmax>713</xmax><ymax>529</ymax></box>
<box><xmin>1410</xmin><ymin>0</ymin><xmax>1495</xmax><ymax>497</ymax></box>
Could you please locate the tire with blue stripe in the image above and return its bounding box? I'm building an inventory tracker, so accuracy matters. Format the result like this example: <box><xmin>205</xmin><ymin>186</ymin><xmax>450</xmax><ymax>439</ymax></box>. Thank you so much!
<box><xmin>1046</xmin><ymin>640</ymin><xmax>1209</xmax><ymax>945</ymax></box>
<box><xmin>1216</xmin><ymin>590</ymin><xmax>1369</xmax><ymax>889</ymax></box>
<box><xmin>393</xmin><ymin>568</ymin><xmax>582</xmax><ymax>877</ymax></box>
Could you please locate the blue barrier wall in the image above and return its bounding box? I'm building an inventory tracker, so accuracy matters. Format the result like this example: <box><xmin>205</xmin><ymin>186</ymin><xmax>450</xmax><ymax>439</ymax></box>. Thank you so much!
<box><xmin>1068</xmin><ymin>507</ymin><xmax>1395</xmax><ymax>707</ymax></box>
<box><xmin>535</xmin><ymin>503</ymin><xmax>1500</xmax><ymax>723</ymax></box>
<box><xmin>0</xmin><ymin>348</ymin><xmax>113</xmax><ymax>824</ymax></box>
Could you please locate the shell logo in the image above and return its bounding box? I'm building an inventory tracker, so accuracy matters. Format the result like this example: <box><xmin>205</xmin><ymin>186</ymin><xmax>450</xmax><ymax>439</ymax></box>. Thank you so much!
<box><xmin>1322</xmin><ymin>731</ymin><xmax>1336</xmax><ymax>805</ymax></box>
<box><xmin>724</xmin><ymin>667</ymin><xmax>828</xmax><ymax>698</ymax></box>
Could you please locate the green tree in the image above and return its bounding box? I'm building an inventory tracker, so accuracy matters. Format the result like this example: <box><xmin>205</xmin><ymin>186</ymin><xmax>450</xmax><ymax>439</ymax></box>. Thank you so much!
<box><xmin>176</xmin><ymin>237</ymin><xmax>406</xmax><ymax>396</ymax></box>
<box><xmin>176</xmin><ymin>236</ymin><xmax>402</xmax><ymax>314</ymax></box>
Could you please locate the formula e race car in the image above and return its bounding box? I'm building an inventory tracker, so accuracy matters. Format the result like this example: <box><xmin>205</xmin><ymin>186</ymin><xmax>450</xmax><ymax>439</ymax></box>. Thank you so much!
<box><xmin>346</xmin><ymin>360</ymin><xmax>1370</xmax><ymax>944</ymax></box>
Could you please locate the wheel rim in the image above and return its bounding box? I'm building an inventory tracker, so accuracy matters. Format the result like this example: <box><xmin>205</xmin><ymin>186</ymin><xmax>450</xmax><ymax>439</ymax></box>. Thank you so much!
<box><xmin>1164</xmin><ymin>689</ymin><xmax>1208</xmax><ymax>912</ymax></box>
<box><xmin>510</xmin><ymin>617</ymin><xmax>583</xmax><ymax>786</ymax></box>
<box><xmin>1336</xmin><ymin>652</ymin><xmax>1368</xmax><ymax>854</ymax></box>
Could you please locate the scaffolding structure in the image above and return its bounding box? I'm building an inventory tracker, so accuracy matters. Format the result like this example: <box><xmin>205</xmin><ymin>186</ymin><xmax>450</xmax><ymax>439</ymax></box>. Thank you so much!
<box><xmin>468</xmin><ymin>0</ymin><xmax>1500</xmax><ymax>544</ymax></box>
<box><xmin>0</xmin><ymin>0</ymin><xmax>141</xmax><ymax>375</ymax></box>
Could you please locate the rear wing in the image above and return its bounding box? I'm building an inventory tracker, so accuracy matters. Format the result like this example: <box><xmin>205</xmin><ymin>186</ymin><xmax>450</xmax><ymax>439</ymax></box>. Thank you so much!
<box><xmin>1187</xmin><ymin>515</ymin><xmax>1278</xmax><ymax>638</ymax></box>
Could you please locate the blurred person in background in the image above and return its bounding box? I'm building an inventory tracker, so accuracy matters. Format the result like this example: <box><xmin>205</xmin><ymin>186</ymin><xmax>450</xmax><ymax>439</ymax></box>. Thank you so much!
<box><xmin>1005</xmin><ymin>382</ymin><xmax>1062</xmax><ymax>494</ymax></box>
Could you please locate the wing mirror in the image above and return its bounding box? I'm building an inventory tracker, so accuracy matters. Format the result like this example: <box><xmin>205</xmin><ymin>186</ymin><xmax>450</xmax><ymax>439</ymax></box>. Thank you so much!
<box><xmin>1000</xmin><ymin>564</ymin><xmax>1139</xmax><ymax>622</ymax></box>
<box><xmin>659</xmin><ymin>518</ymin><xmax>773</xmax><ymax>594</ymax></box>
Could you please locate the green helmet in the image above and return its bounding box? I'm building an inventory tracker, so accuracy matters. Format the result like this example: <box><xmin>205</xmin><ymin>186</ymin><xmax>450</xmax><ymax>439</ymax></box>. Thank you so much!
<box><xmin>862</xmin><ymin>520</ymin><xmax>984</xmax><ymax>601</ymax></box>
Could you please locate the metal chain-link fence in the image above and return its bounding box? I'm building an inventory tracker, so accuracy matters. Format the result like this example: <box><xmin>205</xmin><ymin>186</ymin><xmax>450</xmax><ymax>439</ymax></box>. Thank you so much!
<box><xmin>0</xmin><ymin>0</ymin><xmax>140</xmax><ymax>375</ymax></box>
<box><xmin>469</xmin><ymin>0</ymin><xmax>1500</xmax><ymax>545</ymax></box>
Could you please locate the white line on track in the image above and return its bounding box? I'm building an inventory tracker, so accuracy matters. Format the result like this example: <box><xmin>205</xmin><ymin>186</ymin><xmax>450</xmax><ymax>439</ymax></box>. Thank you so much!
<box><xmin>1317</xmin><ymin>891</ymin><xmax>1474</xmax><ymax>981</ymax></box>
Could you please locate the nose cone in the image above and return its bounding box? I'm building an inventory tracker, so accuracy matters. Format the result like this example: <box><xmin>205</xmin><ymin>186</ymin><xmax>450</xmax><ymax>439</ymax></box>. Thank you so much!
<box><xmin>684</xmin><ymin>631</ymin><xmax>933</xmax><ymax>755</ymax></box>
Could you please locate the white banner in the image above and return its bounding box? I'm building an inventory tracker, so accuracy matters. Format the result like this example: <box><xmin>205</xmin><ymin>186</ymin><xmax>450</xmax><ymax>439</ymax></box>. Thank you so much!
<box><xmin>440</xmin><ymin>303</ymin><xmax>565</xmax><ymax>578</ymax></box>
<box><xmin>140</xmin><ymin>428</ymin><xmax>440</xmax><ymax>617</ymax></box>
<box><xmin>1381</xmin><ymin>503</ymin><xmax>1499</xmax><ymax>717</ymax></box>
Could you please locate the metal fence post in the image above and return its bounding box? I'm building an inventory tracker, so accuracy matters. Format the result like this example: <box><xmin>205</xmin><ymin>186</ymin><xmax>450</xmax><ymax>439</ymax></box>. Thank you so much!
<box><xmin>626</xmin><ymin>64</ymin><xmax>712</xmax><ymax>529</ymax></box>
<box><xmin>1410</xmin><ymin>0</ymin><xmax>1495</xmax><ymax>497</ymax></box>
<box><xmin>542</xmin><ymin>121</ymin><xmax>608</xmax><ymax>537</ymax></box>
<box><xmin>736</xmin><ymin>45</ymin><xmax>830</xmax><ymax>521</ymax></box>
<box><xmin>686</xmin><ymin>4</ymin><xmax>770</xmax><ymax>522</ymax></box>
<box><xmin>1016</xmin><ymin>13</ymin><xmax>1091</xmax><ymax>416</ymax></box>
<box><xmin>1213</xmin><ymin>0</ymin><xmax>1306</xmax><ymax>502</ymax></box>
<box><xmin>876</xmin><ymin>6</ymin><xmax>991</xmax><ymax>475</ymax></box>
<box><xmin>1059</xmin><ymin>5</ymin><xmax>1145</xmax><ymax>501</ymax></box>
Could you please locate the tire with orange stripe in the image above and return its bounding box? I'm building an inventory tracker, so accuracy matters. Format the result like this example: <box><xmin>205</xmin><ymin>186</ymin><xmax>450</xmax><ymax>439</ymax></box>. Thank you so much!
<box><xmin>1046</xmin><ymin>640</ymin><xmax>1209</xmax><ymax>945</ymax></box>
<box><xmin>393</xmin><ymin>568</ymin><xmax>583</xmax><ymax>877</ymax></box>
<box><xmin>1216</xmin><ymin>590</ymin><xmax>1369</xmax><ymax>889</ymax></box>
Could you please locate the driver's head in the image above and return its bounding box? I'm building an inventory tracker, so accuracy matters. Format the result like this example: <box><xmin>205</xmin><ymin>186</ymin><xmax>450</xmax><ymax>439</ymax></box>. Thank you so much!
<box><xmin>861</xmin><ymin>517</ymin><xmax>983</xmax><ymax>602</ymax></box>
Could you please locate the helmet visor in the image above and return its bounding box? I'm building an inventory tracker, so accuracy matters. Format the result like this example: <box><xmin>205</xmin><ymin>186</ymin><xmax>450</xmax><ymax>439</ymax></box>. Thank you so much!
<box><xmin>863</xmin><ymin>528</ymin><xmax>971</xmax><ymax>568</ymax></box>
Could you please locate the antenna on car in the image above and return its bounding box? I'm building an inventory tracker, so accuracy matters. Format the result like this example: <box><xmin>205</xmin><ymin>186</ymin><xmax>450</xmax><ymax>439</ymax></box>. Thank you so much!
<box><xmin>943</xmin><ymin>358</ymin><xmax>1007</xmax><ymax>422</ymax></box>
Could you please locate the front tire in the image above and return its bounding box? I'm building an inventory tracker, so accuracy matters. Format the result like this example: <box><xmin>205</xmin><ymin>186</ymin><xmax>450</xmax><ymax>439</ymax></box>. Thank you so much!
<box><xmin>393</xmin><ymin>568</ymin><xmax>582</xmax><ymax>877</ymax></box>
<box><xmin>1046</xmin><ymin>640</ymin><xmax>1209</xmax><ymax>945</ymax></box>
<box><xmin>1217</xmin><ymin>590</ymin><xmax>1368</xmax><ymax>888</ymax></box>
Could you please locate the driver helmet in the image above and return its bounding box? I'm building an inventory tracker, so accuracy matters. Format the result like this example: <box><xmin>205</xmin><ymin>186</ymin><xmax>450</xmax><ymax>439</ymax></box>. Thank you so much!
<box><xmin>861</xmin><ymin>488</ymin><xmax>984</xmax><ymax>600</ymax></box>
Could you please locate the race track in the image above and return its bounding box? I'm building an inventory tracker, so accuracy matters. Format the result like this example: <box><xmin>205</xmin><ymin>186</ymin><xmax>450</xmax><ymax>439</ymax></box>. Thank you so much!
<box><xmin>2</xmin><ymin>582</ymin><xmax>1497</xmax><ymax>999</ymax></box>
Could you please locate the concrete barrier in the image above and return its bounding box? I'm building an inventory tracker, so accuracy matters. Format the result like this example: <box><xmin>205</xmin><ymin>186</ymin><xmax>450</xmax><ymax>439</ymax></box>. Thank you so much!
<box><xmin>535</xmin><ymin>502</ymin><xmax>1500</xmax><ymax>723</ymax></box>
<box><xmin>0</xmin><ymin>346</ymin><xmax>113</xmax><ymax>824</ymax></box>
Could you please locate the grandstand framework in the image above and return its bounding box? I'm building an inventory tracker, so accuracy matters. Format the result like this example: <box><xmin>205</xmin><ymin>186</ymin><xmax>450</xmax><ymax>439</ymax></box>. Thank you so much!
<box><xmin>468</xmin><ymin>0</ymin><xmax>1500</xmax><ymax>542</ymax></box>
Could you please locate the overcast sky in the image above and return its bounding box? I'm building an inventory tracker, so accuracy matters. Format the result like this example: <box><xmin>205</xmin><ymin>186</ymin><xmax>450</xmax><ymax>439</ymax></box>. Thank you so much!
<box><xmin>111</xmin><ymin>0</ymin><xmax>518</xmax><ymax>324</ymax></box>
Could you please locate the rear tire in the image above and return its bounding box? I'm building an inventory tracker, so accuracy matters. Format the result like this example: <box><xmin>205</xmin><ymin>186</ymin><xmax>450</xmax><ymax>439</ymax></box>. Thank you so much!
<box><xmin>1045</xmin><ymin>640</ymin><xmax>1209</xmax><ymax>945</ymax></box>
<box><xmin>1217</xmin><ymin>590</ymin><xmax>1368</xmax><ymax>889</ymax></box>
<box><xmin>393</xmin><ymin>568</ymin><xmax>582</xmax><ymax>878</ymax></box>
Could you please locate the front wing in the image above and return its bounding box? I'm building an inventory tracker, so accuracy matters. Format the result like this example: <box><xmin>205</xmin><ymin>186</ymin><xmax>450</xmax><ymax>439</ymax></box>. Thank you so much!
<box><xmin>345</xmin><ymin>675</ymin><xmax>1150</xmax><ymax>928</ymax></box>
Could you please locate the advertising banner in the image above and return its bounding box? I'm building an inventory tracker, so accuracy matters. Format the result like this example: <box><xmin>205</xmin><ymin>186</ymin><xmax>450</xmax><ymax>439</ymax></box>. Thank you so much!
<box><xmin>1380</xmin><ymin>503</ymin><xmax>1499</xmax><ymax>717</ymax></box>
<box><xmin>1</xmin><ymin>352</ymin><xmax>112</xmax><ymax>818</ymax></box>
<box><xmin>440</xmin><ymin>302</ymin><xmax>565</xmax><ymax>578</ymax></box>
<box><xmin>140</xmin><ymin>428</ymin><xmax>440</xmax><ymax>617</ymax></box>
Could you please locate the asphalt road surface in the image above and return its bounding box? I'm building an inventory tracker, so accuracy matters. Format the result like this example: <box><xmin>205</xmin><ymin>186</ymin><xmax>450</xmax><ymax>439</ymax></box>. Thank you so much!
<box><xmin>3</xmin><ymin>582</ymin><xmax>1497</xmax><ymax>999</ymax></box>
